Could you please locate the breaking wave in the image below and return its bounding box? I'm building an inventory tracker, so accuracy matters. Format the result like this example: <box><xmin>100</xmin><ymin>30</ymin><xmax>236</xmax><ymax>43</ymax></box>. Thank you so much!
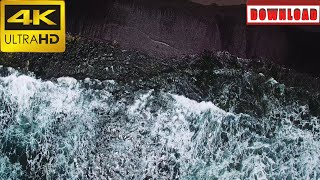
<box><xmin>0</xmin><ymin>67</ymin><xmax>319</xmax><ymax>179</ymax></box>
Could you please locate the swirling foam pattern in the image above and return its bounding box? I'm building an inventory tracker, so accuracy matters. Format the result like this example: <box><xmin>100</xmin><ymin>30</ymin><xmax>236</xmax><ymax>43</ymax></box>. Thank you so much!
<box><xmin>0</xmin><ymin>67</ymin><xmax>319</xmax><ymax>179</ymax></box>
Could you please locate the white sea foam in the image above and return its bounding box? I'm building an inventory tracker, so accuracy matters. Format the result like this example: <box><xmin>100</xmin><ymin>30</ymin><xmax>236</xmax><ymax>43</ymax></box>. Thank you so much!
<box><xmin>0</xmin><ymin>68</ymin><xmax>319</xmax><ymax>179</ymax></box>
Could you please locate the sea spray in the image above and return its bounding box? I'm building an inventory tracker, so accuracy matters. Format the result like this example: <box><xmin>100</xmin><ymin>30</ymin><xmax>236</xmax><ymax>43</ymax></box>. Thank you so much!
<box><xmin>0</xmin><ymin>67</ymin><xmax>319</xmax><ymax>179</ymax></box>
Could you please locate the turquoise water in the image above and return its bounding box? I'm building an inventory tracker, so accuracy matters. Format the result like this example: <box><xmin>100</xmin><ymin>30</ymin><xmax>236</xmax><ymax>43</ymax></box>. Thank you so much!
<box><xmin>0</xmin><ymin>67</ymin><xmax>319</xmax><ymax>179</ymax></box>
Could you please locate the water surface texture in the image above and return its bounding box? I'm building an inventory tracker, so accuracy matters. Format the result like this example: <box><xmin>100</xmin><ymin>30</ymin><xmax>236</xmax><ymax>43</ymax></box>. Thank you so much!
<box><xmin>0</xmin><ymin>67</ymin><xmax>319</xmax><ymax>179</ymax></box>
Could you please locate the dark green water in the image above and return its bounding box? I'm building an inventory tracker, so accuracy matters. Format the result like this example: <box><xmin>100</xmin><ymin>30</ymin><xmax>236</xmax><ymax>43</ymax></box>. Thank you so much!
<box><xmin>0</xmin><ymin>66</ymin><xmax>319</xmax><ymax>179</ymax></box>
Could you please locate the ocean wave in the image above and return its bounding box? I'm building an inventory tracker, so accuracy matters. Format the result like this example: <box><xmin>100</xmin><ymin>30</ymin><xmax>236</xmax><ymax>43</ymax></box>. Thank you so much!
<box><xmin>0</xmin><ymin>67</ymin><xmax>319</xmax><ymax>179</ymax></box>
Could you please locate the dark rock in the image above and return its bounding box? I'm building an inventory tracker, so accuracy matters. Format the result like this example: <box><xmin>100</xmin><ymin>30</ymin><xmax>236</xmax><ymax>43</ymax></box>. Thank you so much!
<box><xmin>64</xmin><ymin>0</ymin><xmax>320</xmax><ymax>75</ymax></box>
<box><xmin>66</xmin><ymin>0</ymin><xmax>288</xmax><ymax>62</ymax></box>
<box><xmin>0</xmin><ymin>36</ymin><xmax>319</xmax><ymax>121</ymax></box>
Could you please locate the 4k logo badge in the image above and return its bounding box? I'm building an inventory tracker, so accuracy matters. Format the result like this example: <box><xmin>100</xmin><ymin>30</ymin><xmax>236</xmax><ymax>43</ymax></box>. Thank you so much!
<box><xmin>1</xmin><ymin>0</ymin><xmax>65</xmax><ymax>52</ymax></box>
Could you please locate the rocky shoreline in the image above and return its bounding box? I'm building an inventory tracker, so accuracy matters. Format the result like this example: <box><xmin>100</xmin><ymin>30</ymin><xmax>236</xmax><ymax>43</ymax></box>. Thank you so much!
<box><xmin>0</xmin><ymin>35</ymin><xmax>319</xmax><ymax>125</ymax></box>
<box><xmin>1</xmin><ymin>34</ymin><xmax>320</xmax><ymax>179</ymax></box>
